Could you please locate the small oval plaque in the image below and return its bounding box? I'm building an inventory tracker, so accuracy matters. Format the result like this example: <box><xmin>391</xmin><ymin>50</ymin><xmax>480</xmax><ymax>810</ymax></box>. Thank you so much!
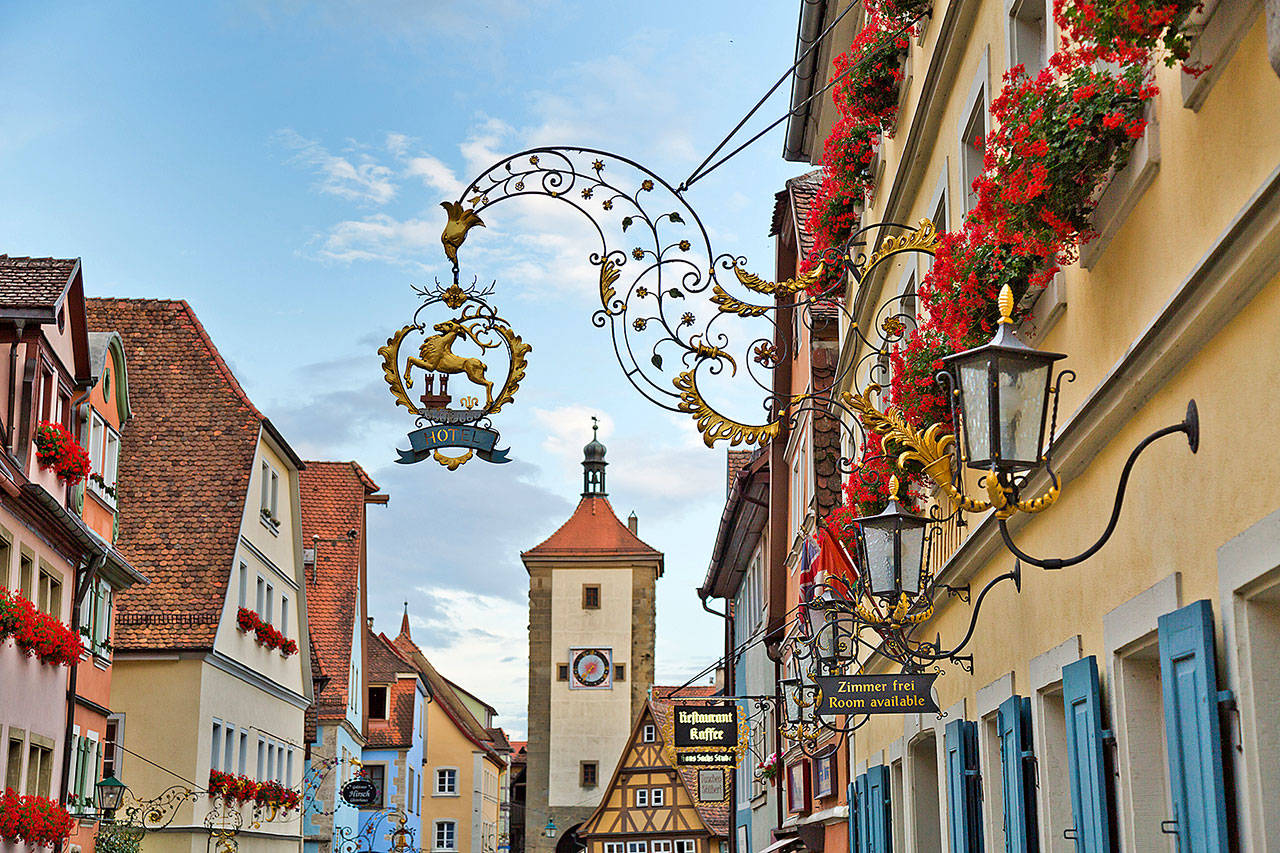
<box><xmin>340</xmin><ymin>778</ymin><xmax>379</xmax><ymax>807</ymax></box>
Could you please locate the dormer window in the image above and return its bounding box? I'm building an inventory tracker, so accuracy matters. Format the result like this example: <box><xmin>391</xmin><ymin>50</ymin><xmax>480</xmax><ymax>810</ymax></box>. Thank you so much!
<box><xmin>88</xmin><ymin>412</ymin><xmax>120</xmax><ymax>506</ymax></box>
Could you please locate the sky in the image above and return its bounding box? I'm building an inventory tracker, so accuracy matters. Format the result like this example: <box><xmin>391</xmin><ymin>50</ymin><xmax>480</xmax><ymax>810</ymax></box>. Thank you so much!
<box><xmin>1</xmin><ymin>1</ymin><xmax>811</xmax><ymax>739</ymax></box>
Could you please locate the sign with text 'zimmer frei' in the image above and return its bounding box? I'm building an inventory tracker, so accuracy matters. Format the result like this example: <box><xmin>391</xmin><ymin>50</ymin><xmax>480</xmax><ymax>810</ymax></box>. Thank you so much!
<box><xmin>671</xmin><ymin>703</ymin><xmax>742</xmax><ymax>767</ymax></box>
<box><xmin>814</xmin><ymin>674</ymin><xmax>940</xmax><ymax>716</ymax></box>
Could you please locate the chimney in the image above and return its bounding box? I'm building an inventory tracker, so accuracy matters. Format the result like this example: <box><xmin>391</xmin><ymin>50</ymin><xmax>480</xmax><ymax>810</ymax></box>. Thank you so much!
<box><xmin>628</xmin><ymin>512</ymin><xmax>638</xmax><ymax>535</ymax></box>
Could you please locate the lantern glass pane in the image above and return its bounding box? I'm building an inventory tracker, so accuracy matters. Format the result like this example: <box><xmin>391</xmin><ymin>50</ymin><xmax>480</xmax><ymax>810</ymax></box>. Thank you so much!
<box><xmin>958</xmin><ymin>359</ymin><xmax>991</xmax><ymax>463</ymax></box>
<box><xmin>997</xmin><ymin>357</ymin><xmax>1051</xmax><ymax>465</ymax></box>
<box><xmin>862</xmin><ymin>523</ymin><xmax>896</xmax><ymax>597</ymax></box>
<box><xmin>898</xmin><ymin>522</ymin><xmax>926</xmax><ymax>596</ymax></box>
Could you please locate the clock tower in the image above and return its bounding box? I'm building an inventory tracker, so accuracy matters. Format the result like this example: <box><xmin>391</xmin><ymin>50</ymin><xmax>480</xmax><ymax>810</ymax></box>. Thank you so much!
<box><xmin>522</xmin><ymin>424</ymin><xmax>663</xmax><ymax>853</ymax></box>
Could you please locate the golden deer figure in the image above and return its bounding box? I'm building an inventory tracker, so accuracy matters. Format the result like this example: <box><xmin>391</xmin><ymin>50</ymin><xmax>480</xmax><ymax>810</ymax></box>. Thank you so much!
<box><xmin>404</xmin><ymin>319</ymin><xmax>495</xmax><ymax>406</ymax></box>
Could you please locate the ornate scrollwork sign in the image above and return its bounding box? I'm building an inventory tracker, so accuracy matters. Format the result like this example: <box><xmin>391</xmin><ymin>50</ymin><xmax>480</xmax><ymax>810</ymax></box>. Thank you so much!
<box><xmin>379</xmin><ymin>268</ymin><xmax>531</xmax><ymax>469</ymax></box>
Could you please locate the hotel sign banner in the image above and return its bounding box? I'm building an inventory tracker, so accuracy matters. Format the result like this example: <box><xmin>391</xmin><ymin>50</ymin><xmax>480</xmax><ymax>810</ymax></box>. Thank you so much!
<box><xmin>664</xmin><ymin>702</ymin><xmax>748</xmax><ymax>768</ymax></box>
<box><xmin>814</xmin><ymin>674</ymin><xmax>939</xmax><ymax>716</ymax></box>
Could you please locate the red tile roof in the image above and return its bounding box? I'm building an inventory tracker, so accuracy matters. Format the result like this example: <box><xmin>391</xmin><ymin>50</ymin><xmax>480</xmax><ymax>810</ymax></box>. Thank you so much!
<box><xmin>85</xmin><ymin>298</ymin><xmax>290</xmax><ymax>650</ymax></box>
<box><xmin>366</xmin><ymin>628</ymin><xmax>420</xmax><ymax>749</ymax></box>
<box><xmin>521</xmin><ymin>495</ymin><xmax>662</xmax><ymax>563</ymax></box>
<box><xmin>769</xmin><ymin>171</ymin><xmax>822</xmax><ymax>261</ymax></box>
<box><xmin>301</xmin><ymin>461</ymin><xmax>380</xmax><ymax>723</ymax></box>
<box><xmin>0</xmin><ymin>256</ymin><xmax>78</xmax><ymax>312</ymax></box>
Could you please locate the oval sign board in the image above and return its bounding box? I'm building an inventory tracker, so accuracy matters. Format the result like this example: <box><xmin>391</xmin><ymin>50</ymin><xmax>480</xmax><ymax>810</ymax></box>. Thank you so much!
<box><xmin>341</xmin><ymin>779</ymin><xmax>379</xmax><ymax>807</ymax></box>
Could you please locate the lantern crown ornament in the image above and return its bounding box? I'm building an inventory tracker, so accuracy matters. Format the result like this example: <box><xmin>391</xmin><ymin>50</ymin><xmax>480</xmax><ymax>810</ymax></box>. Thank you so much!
<box><xmin>582</xmin><ymin>418</ymin><xmax>608</xmax><ymax>496</ymax></box>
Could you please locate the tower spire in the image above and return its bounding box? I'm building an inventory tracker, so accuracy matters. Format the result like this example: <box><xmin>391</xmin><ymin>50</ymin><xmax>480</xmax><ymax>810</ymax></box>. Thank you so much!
<box><xmin>399</xmin><ymin>601</ymin><xmax>411</xmax><ymax>639</ymax></box>
<box><xmin>582</xmin><ymin>417</ymin><xmax>608</xmax><ymax>497</ymax></box>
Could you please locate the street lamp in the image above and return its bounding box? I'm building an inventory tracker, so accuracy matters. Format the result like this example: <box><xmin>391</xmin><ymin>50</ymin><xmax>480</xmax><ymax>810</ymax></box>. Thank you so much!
<box><xmin>542</xmin><ymin>818</ymin><xmax>557</xmax><ymax>839</ymax></box>
<box><xmin>96</xmin><ymin>776</ymin><xmax>126</xmax><ymax>815</ymax></box>
<box><xmin>851</xmin><ymin>477</ymin><xmax>928</xmax><ymax>599</ymax></box>
<box><xmin>942</xmin><ymin>287</ymin><xmax>1065</xmax><ymax>472</ymax></box>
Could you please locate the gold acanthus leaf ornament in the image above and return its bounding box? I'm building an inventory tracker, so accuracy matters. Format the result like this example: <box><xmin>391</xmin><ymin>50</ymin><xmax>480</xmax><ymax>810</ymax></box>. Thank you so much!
<box><xmin>732</xmin><ymin>262</ymin><xmax>824</xmax><ymax>295</ymax></box>
<box><xmin>378</xmin><ymin>325</ymin><xmax>422</xmax><ymax>417</ymax></box>
<box><xmin>710</xmin><ymin>283</ymin><xmax>771</xmax><ymax>316</ymax></box>
<box><xmin>851</xmin><ymin>218</ymin><xmax>940</xmax><ymax>280</ymax></box>
<box><xmin>598</xmin><ymin>257</ymin><xmax>621</xmax><ymax>312</ymax></box>
<box><xmin>673</xmin><ymin>370</ymin><xmax>780</xmax><ymax>448</ymax></box>
<box><xmin>440</xmin><ymin>201</ymin><xmax>485</xmax><ymax>265</ymax></box>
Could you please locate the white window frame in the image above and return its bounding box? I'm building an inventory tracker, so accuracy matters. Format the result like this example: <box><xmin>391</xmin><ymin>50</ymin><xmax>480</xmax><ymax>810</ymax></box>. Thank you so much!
<box><xmin>651</xmin><ymin>842</ymin><xmax>672</xmax><ymax>853</ymax></box>
<box><xmin>635</xmin><ymin>788</ymin><xmax>649</xmax><ymax>807</ymax></box>
<box><xmin>210</xmin><ymin>720</ymin><xmax>222</xmax><ymax>772</ymax></box>
<box><xmin>280</xmin><ymin>595</ymin><xmax>289</xmax><ymax>639</ymax></box>
<box><xmin>1028</xmin><ymin>636</ymin><xmax>1081</xmax><ymax>852</ymax></box>
<box><xmin>433</xmin><ymin>820</ymin><xmax>457</xmax><ymax>852</ymax></box>
<box><xmin>627</xmin><ymin>843</ymin><xmax>647</xmax><ymax>853</ymax></box>
<box><xmin>435</xmin><ymin>767</ymin><xmax>459</xmax><ymax>796</ymax></box>
<box><xmin>957</xmin><ymin>47</ymin><xmax>991</xmax><ymax>218</ymax></box>
<box><xmin>650</xmin><ymin>787</ymin><xmax>665</xmax><ymax>807</ymax></box>
<box><xmin>642</xmin><ymin>724</ymin><xmax>656</xmax><ymax>743</ymax></box>
<box><xmin>1006</xmin><ymin>0</ymin><xmax>1051</xmax><ymax>78</ymax></box>
<box><xmin>676</xmin><ymin>841</ymin><xmax>696</xmax><ymax>853</ymax></box>
<box><xmin>604</xmin><ymin>844</ymin><xmax>624</xmax><ymax>853</ymax></box>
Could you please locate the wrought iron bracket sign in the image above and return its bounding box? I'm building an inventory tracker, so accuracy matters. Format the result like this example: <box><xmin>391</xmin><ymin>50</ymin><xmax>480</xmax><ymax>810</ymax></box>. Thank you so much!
<box><xmin>662</xmin><ymin>702</ymin><xmax>749</xmax><ymax>768</ymax></box>
<box><xmin>813</xmin><ymin>673</ymin><xmax>939</xmax><ymax>715</ymax></box>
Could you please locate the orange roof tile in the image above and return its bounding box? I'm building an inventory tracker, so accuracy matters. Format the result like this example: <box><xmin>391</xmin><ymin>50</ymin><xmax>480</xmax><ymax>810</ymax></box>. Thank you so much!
<box><xmin>366</xmin><ymin>628</ymin><xmax>420</xmax><ymax>749</ymax></box>
<box><xmin>85</xmin><ymin>298</ymin><xmax>287</xmax><ymax>650</ymax></box>
<box><xmin>521</xmin><ymin>495</ymin><xmax>662</xmax><ymax>563</ymax></box>
<box><xmin>302</xmin><ymin>461</ymin><xmax>379</xmax><ymax>723</ymax></box>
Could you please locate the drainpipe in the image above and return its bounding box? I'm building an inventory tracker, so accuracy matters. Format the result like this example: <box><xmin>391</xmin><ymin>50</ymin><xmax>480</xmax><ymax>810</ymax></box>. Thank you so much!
<box><xmin>782</xmin><ymin>0</ymin><xmax>828</xmax><ymax>162</ymax></box>
<box><xmin>8</xmin><ymin>321</ymin><xmax>24</xmax><ymax>455</ymax></box>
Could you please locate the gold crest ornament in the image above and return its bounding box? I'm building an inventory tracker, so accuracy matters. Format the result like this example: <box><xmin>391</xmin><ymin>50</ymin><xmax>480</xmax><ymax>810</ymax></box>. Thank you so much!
<box><xmin>380</xmin><ymin>278</ymin><xmax>530</xmax><ymax>469</ymax></box>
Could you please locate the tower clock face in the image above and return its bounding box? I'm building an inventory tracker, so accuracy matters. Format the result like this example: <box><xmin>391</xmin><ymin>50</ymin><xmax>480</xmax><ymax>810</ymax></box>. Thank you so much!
<box><xmin>570</xmin><ymin>648</ymin><xmax>612</xmax><ymax>688</ymax></box>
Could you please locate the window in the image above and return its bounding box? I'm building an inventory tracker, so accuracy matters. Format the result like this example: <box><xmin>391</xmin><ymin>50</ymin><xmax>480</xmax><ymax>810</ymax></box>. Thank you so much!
<box><xmin>18</xmin><ymin>553</ymin><xmax>32</xmax><ymax>601</ymax></box>
<box><xmin>7</xmin><ymin>736</ymin><xmax>24</xmax><ymax>792</ymax></box>
<box><xmin>580</xmin><ymin>761</ymin><xmax>598</xmax><ymax>787</ymax></box>
<box><xmin>260</xmin><ymin>461</ymin><xmax>280</xmax><ymax>523</ymax></box>
<box><xmin>961</xmin><ymin>99</ymin><xmax>986</xmax><ymax>216</ymax></box>
<box><xmin>239</xmin><ymin>732</ymin><xmax>248</xmax><ymax>774</ymax></box>
<box><xmin>1114</xmin><ymin>636</ymin><xmax>1170</xmax><ymax>849</ymax></box>
<box><xmin>1008</xmin><ymin>0</ymin><xmax>1048</xmax><ymax>77</ymax></box>
<box><xmin>256</xmin><ymin>737</ymin><xmax>265</xmax><ymax>780</ymax></box>
<box><xmin>407</xmin><ymin>766</ymin><xmax>415</xmax><ymax>809</ymax></box>
<box><xmin>211</xmin><ymin>721</ymin><xmax>222</xmax><ymax>771</ymax></box>
<box><xmin>364</xmin><ymin>765</ymin><xmax>386</xmax><ymax>808</ymax></box>
<box><xmin>907</xmin><ymin>732</ymin><xmax>942</xmax><ymax>849</ymax></box>
<box><xmin>614</xmin><ymin>663</ymin><xmax>626</xmax><ymax>682</ymax></box>
<box><xmin>650</xmin><ymin>787</ymin><xmax>665</xmax><ymax>806</ymax></box>
<box><xmin>434</xmin><ymin>820</ymin><xmax>457</xmax><ymax>852</ymax></box>
<box><xmin>224</xmin><ymin>725</ymin><xmax>235</xmax><ymax>773</ymax></box>
<box><xmin>266</xmin><ymin>742</ymin><xmax>275</xmax><ymax>781</ymax></box>
<box><xmin>651</xmin><ymin>843</ymin><xmax>672</xmax><ymax>853</ymax></box>
<box><xmin>238</xmin><ymin>564</ymin><xmax>248</xmax><ymax>609</ymax></box>
<box><xmin>255</xmin><ymin>576</ymin><xmax>265</xmax><ymax>615</ymax></box>
<box><xmin>102</xmin><ymin>716</ymin><xmax>123</xmax><ymax>779</ymax></box>
<box><xmin>265</xmin><ymin>583</ymin><xmax>274</xmax><ymax>623</ymax></box>
<box><xmin>627</xmin><ymin>843</ymin><xmax>646</xmax><ymax>853</ymax></box>
<box><xmin>676</xmin><ymin>842</ymin><xmax>696</xmax><ymax>853</ymax></box>
<box><xmin>37</xmin><ymin>568</ymin><xmax>61</xmax><ymax>617</ymax></box>
<box><xmin>642</xmin><ymin>724</ymin><xmax>656</xmax><ymax>743</ymax></box>
<box><xmin>368</xmin><ymin>686</ymin><xmax>388</xmax><ymax>720</ymax></box>
<box><xmin>286</xmin><ymin>747</ymin><xmax>294</xmax><ymax>785</ymax></box>
<box><xmin>0</xmin><ymin>534</ymin><xmax>11</xmax><ymax>589</ymax></box>
<box><xmin>557</xmin><ymin>664</ymin><xmax>569</xmax><ymax>682</ymax></box>
<box><xmin>604</xmin><ymin>844</ymin><xmax>624</xmax><ymax>853</ymax></box>
<box><xmin>435</xmin><ymin>767</ymin><xmax>459</xmax><ymax>796</ymax></box>
<box><xmin>635</xmin><ymin>788</ymin><xmax>649</xmax><ymax>807</ymax></box>
<box><xmin>280</xmin><ymin>596</ymin><xmax>289</xmax><ymax>638</ymax></box>
<box><xmin>88</xmin><ymin>413</ymin><xmax>120</xmax><ymax>504</ymax></box>
<box><xmin>582</xmin><ymin>584</ymin><xmax>600</xmax><ymax>609</ymax></box>
<box><xmin>26</xmin><ymin>742</ymin><xmax>53</xmax><ymax>798</ymax></box>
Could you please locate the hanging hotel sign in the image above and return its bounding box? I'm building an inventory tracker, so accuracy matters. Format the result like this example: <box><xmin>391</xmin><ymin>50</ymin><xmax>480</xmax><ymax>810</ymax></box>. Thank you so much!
<box><xmin>379</xmin><ymin>245</ymin><xmax>531</xmax><ymax>471</ymax></box>
<box><xmin>813</xmin><ymin>674</ymin><xmax>939</xmax><ymax>716</ymax></box>
<box><xmin>662</xmin><ymin>702</ymin><xmax>748</xmax><ymax>768</ymax></box>
<box><xmin>339</xmin><ymin>778</ymin><xmax>380</xmax><ymax>808</ymax></box>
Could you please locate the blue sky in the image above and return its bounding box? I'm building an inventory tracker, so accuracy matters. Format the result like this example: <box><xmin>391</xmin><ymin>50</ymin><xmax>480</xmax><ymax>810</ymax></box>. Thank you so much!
<box><xmin>1</xmin><ymin>0</ymin><xmax>810</xmax><ymax>738</ymax></box>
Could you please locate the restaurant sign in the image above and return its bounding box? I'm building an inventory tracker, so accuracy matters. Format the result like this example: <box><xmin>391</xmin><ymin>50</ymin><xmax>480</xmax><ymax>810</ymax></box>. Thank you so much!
<box><xmin>814</xmin><ymin>674</ymin><xmax>939</xmax><ymax>716</ymax></box>
<box><xmin>663</xmin><ymin>702</ymin><xmax>748</xmax><ymax>768</ymax></box>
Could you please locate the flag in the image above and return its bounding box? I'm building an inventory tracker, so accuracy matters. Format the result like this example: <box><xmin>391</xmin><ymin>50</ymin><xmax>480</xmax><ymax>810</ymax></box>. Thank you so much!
<box><xmin>797</xmin><ymin>536</ymin><xmax>821</xmax><ymax>635</ymax></box>
<box><xmin>816</xmin><ymin>526</ymin><xmax>858</xmax><ymax>591</ymax></box>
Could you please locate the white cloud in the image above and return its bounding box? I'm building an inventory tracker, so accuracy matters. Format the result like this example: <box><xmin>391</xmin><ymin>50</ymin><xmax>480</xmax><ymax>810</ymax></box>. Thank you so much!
<box><xmin>404</xmin><ymin>153</ymin><xmax>463</xmax><ymax>196</ymax></box>
<box><xmin>314</xmin><ymin>213</ymin><xmax>438</xmax><ymax>266</ymax></box>
<box><xmin>275</xmin><ymin>129</ymin><xmax>398</xmax><ymax>205</ymax></box>
<box><xmin>408</xmin><ymin>586</ymin><xmax>529</xmax><ymax>738</ymax></box>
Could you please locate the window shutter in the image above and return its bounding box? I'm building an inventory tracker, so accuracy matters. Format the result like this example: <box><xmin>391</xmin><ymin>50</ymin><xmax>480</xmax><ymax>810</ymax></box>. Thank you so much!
<box><xmin>847</xmin><ymin>780</ymin><xmax>858</xmax><ymax>853</ymax></box>
<box><xmin>944</xmin><ymin>719</ymin><xmax>982</xmax><ymax>853</ymax></box>
<box><xmin>853</xmin><ymin>773</ymin><xmax>869</xmax><ymax>853</ymax></box>
<box><xmin>1061</xmin><ymin>656</ymin><xmax>1111</xmax><ymax>850</ymax></box>
<box><xmin>866</xmin><ymin>764</ymin><xmax>892</xmax><ymax>853</ymax></box>
<box><xmin>1157</xmin><ymin>599</ymin><xmax>1230</xmax><ymax>852</ymax></box>
<box><xmin>997</xmin><ymin>695</ymin><xmax>1039</xmax><ymax>852</ymax></box>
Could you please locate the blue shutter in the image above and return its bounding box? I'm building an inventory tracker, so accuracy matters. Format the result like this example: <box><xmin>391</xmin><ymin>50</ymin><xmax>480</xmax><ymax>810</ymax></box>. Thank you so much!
<box><xmin>945</xmin><ymin>719</ymin><xmax>983</xmax><ymax>853</ymax></box>
<box><xmin>848</xmin><ymin>780</ymin><xmax>859</xmax><ymax>853</ymax></box>
<box><xmin>1158</xmin><ymin>600</ymin><xmax>1229</xmax><ymax>852</ymax></box>
<box><xmin>853</xmin><ymin>774</ymin><xmax>869</xmax><ymax>853</ymax></box>
<box><xmin>1062</xmin><ymin>656</ymin><xmax>1111</xmax><ymax>851</ymax></box>
<box><xmin>866</xmin><ymin>764</ymin><xmax>892</xmax><ymax>853</ymax></box>
<box><xmin>997</xmin><ymin>696</ymin><xmax>1038</xmax><ymax>852</ymax></box>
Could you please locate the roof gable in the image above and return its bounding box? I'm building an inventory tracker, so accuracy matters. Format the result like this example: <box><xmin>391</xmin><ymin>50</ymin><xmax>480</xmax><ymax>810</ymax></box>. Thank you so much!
<box><xmin>85</xmin><ymin>298</ymin><xmax>271</xmax><ymax>650</ymax></box>
<box><xmin>522</xmin><ymin>495</ymin><xmax>663</xmax><ymax>564</ymax></box>
<box><xmin>391</xmin><ymin>629</ymin><xmax>503</xmax><ymax>761</ymax></box>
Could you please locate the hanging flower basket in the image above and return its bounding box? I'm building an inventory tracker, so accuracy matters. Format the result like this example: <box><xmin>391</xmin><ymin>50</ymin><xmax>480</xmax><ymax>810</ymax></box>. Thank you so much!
<box><xmin>208</xmin><ymin>771</ymin><xmax>300</xmax><ymax>811</ymax></box>
<box><xmin>756</xmin><ymin>752</ymin><xmax>780</xmax><ymax>784</ymax></box>
<box><xmin>0</xmin><ymin>789</ymin><xmax>74</xmax><ymax>847</ymax></box>
<box><xmin>0</xmin><ymin>589</ymin><xmax>84</xmax><ymax>667</ymax></box>
<box><xmin>33</xmin><ymin>421</ymin><xmax>92</xmax><ymax>485</ymax></box>
<box><xmin>235</xmin><ymin>607</ymin><xmax>298</xmax><ymax>657</ymax></box>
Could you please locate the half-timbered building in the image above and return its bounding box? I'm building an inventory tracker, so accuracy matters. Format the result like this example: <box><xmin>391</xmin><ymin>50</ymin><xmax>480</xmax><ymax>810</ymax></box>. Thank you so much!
<box><xmin>578</xmin><ymin>688</ymin><xmax>727</xmax><ymax>853</ymax></box>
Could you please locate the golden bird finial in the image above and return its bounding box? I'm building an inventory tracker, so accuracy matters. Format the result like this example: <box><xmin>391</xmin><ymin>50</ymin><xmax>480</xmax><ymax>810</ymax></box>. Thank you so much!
<box><xmin>998</xmin><ymin>284</ymin><xmax>1015</xmax><ymax>325</ymax></box>
<box><xmin>440</xmin><ymin>201</ymin><xmax>485</xmax><ymax>266</ymax></box>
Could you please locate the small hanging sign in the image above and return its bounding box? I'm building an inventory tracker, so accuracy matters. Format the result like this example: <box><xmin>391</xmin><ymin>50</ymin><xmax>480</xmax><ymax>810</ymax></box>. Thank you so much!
<box><xmin>813</xmin><ymin>673</ymin><xmax>939</xmax><ymax>716</ymax></box>
<box><xmin>662</xmin><ymin>702</ymin><xmax>749</xmax><ymax>769</ymax></box>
